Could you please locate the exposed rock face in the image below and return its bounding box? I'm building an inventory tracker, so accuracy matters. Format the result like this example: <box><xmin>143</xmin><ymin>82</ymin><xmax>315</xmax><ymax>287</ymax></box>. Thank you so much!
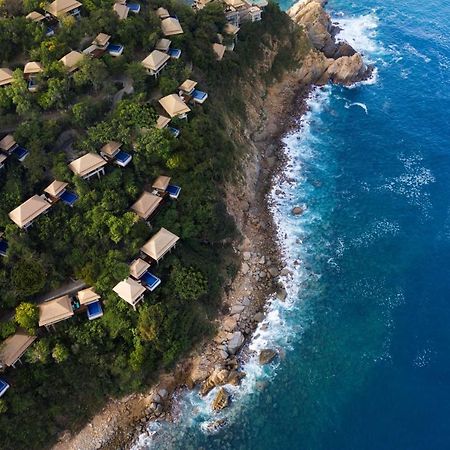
<box><xmin>200</xmin><ymin>368</ymin><xmax>230</xmax><ymax>396</ymax></box>
<box><xmin>288</xmin><ymin>0</ymin><xmax>372</xmax><ymax>85</ymax></box>
<box><xmin>259</xmin><ymin>349</ymin><xmax>277</xmax><ymax>365</ymax></box>
<box><xmin>211</xmin><ymin>388</ymin><xmax>230</xmax><ymax>411</ymax></box>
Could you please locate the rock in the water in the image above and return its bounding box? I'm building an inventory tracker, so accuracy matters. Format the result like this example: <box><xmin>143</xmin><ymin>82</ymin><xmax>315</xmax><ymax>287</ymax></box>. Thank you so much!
<box><xmin>211</xmin><ymin>388</ymin><xmax>230</xmax><ymax>411</ymax></box>
<box><xmin>227</xmin><ymin>370</ymin><xmax>246</xmax><ymax>386</ymax></box>
<box><xmin>259</xmin><ymin>349</ymin><xmax>278</xmax><ymax>365</ymax></box>
<box><xmin>276</xmin><ymin>286</ymin><xmax>287</xmax><ymax>301</ymax></box>
<box><xmin>253</xmin><ymin>312</ymin><xmax>265</xmax><ymax>323</ymax></box>
<box><xmin>227</xmin><ymin>331</ymin><xmax>245</xmax><ymax>355</ymax></box>
<box><xmin>292</xmin><ymin>206</ymin><xmax>304</xmax><ymax>215</ymax></box>
<box><xmin>200</xmin><ymin>368</ymin><xmax>230</xmax><ymax>396</ymax></box>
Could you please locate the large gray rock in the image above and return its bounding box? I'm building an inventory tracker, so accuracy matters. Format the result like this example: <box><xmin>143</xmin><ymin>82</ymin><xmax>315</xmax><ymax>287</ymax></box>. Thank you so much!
<box><xmin>227</xmin><ymin>331</ymin><xmax>245</xmax><ymax>355</ymax></box>
<box><xmin>241</xmin><ymin>262</ymin><xmax>250</xmax><ymax>275</ymax></box>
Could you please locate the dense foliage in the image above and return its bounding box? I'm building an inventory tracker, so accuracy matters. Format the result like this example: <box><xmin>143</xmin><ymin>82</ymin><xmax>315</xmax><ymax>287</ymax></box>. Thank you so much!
<box><xmin>0</xmin><ymin>0</ymin><xmax>305</xmax><ymax>447</ymax></box>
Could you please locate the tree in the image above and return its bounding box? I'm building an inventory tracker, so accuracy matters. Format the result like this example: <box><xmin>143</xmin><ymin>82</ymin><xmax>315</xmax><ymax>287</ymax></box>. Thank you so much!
<box><xmin>73</xmin><ymin>58</ymin><xmax>108</xmax><ymax>93</ymax></box>
<box><xmin>138</xmin><ymin>304</ymin><xmax>164</xmax><ymax>342</ymax></box>
<box><xmin>11</xmin><ymin>259</ymin><xmax>46</xmax><ymax>297</ymax></box>
<box><xmin>15</xmin><ymin>302</ymin><xmax>39</xmax><ymax>334</ymax></box>
<box><xmin>38</xmin><ymin>77</ymin><xmax>69</xmax><ymax>110</ymax></box>
<box><xmin>171</xmin><ymin>265</ymin><xmax>207</xmax><ymax>301</ymax></box>
<box><xmin>0</xmin><ymin>399</ymin><xmax>7</xmax><ymax>414</ymax></box>
<box><xmin>158</xmin><ymin>76</ymin><xmax>179</xmax><ymax>96</ymax></box>
<box><xmin>52</xmin><ymin>343</ymin><xmax>69</xmax><ymax>363</ymax></box>
<box><xmin>126</xmin><ymin>62</ymin><xmax>147</xmax><ymax>93</ymax></box>
<box><xmin>7</xmin><ymin>69</ymin><xmax>34</xmax><ymax>116</ymax></box>
<box><xmin>27</xmin><ymin>339</ymin><xmax>50</xmax><ymax>363</ymax></box>
<box><xmin>129</xmin><ymin>336</ymin><xmax>145</xmax><ymax>371</ymax></box>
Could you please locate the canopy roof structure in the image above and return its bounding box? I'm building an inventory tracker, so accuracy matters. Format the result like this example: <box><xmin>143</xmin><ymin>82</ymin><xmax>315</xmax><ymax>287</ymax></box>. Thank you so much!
<box><xmin>26</xmin><ymin>11</ymin><xmax>46</xmax><ymax>21</ymax></box>
<box><xmin>44</xmin><ymin>180</ymin><xmax>68</xmax><ymax>197</ymax></box>
<box><xmin>59</xmin><ymin>51</ymin><xmax>84</xmax><ymax>73</ymax></box>
<box><xmin>39</xmin><ymin>295</ymin><xmax>74</xmax><ymax>327</ymax></box>
<box><xmin>213</xmin><ymin>43</ymin><xmax>226</xmax><ymax>61</ymax></box>
<box><xmin>140</xmin><ymin>227</ymin><xmax>179</xmax><ymax>261</ymax></box>
<box><xmin>152</xmin><ymin>175</ymin><xmax>171</xmax><ymax>191</ymax></box>
<box><xmin>9</xmin><ymin>195</ymin><xmax>52</xmax><ymax>228</ymax></box>
<box><xmin>0</xmin><ymin>68</ymin><xmax>13</xmax><ymax>87</ymax></box>
<box><xmin>155</xmin><ymin>38</ymin><xmax>171</xmax><ymax>52</ymax></box>
<box><xmin>46</xmin><ymin>0</ymin><xmax>82</xmax><ymax>17</ymax></box>
<box><xmin>92</xmin><ymin>33</ymin><xmax>111</xmax><ymax>47</ymax></box>
<box><xmin>131</xmin><ymin>191</ymin><xmax>162</xmax><ymax>220</ymax></box>
<box><xmin>161</xmin><ymin>17</ymin><xmax>183</xmax><ymax>36</ymax></box>
<box><xmin>159</xmin><ymin>94</ymin><xmax>191</xmax><ymax>118</ymax></box>
<box><xmin>141</xmin><ymin>50</ymin><xmax>170</xmax><ymax>72</ymax></box>
<box><xmin>179</xmin><ymin>79</ymin><xmax>197</xmax><ymax>93</ymax></box>
<box><xmin>156</xmin><ymin>7</ymin><xmax>170</xmax><ymax>18</ymax></box>
<box><xmin>68</xmin><ymin>153</ymin><xmax>106</xmax><ymax>177</ymax></box>
<box><xmin>0</xmin><ymin>134</ymin><xmax>16</xmax><ymax>151</ymax></box>
<box><xmin>24</xmin><ymin>61</ymin><xmax>44</xmax><ymax>75</ymax></box>
<box><xmin>113</xmin><ymin>2</ymin><xmax>129</xmax><ymax>19</ymax></box>
<box><xmin>77</xmin><ymin>287</ymin><xmax>100</xmax><ymax>305</ymax></box>
<box><xmin>100</xmin><ymin>141</ymin><xmax>121</xmax><ymax>157</ymax></box>
<box><xmin>129</xmin><ymin>258</ymin><xmax>150</xmax><ymax>279</ymax></box>
<box><xmin>156</xmin><ymin>115</ymin><xmax>170</xmax><ymax>129</ymax></box>
<box><xmin>0</xmin><ymin>330</ymin><xmax>36</xmax><ymax>368</ymax></box>
<box><xmin>113</xmin><ymin>277</ymin><xmax>146</xmax><ymax>306</ymax></box>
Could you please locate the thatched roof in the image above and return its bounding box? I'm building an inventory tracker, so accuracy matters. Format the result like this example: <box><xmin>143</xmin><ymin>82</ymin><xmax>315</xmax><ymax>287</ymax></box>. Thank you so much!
<box><xmin>161</xmin><ymin>17</ymin><xmax>183</xmax><ymax>36</ymax></box>
<box><xmin>68</xmin><ymin>153</ymin><xmax>106</xmax><ymax>177</ymax></box>
<box><xmin>9</xmin><ymin>195</ymin><xmax>52</xmax><ymax>228</ymax></box>
<box><xmin>141</xmin><ymin>50</ymin><xmax>170</xmax><ymax>72</ymax></box>
<box><xmin>130</xmin><ymin>191</ymin><xmax>163</xmax><ymax>220</ymax></box>
<box><xmin>46</xmin><ymin>0</ymin><xmax>82</xmax><ymax>17</ymax></box>
<box><xmin>0</xmin><ymin>330</ymin><xmax>36</xmax><ymax>367</ymax></box>
<box><xmin>44</xmin><ymin>180</ymin><xmax>68</xmax><ymax>197</ymax></box>
<box><xmin>140</xmin><ymin>227</ymin><xmax>179</xmax><ymax>261</ymax></box>
<box><xmin>158</xmin><ymin>94</ymin><xmax>191</xmax><ymax>118</ymax></box>
<box><xmin>39</xmin><ymin>295</ymin><xmax>74</xmax><ymax>327</ymax></box>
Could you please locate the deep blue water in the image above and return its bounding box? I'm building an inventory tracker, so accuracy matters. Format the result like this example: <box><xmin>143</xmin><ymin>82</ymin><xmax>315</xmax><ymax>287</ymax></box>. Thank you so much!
<box><xmin>134</xmin><ymin>0</ymin><xmax>450</xmax><ymax>448</ymax></box>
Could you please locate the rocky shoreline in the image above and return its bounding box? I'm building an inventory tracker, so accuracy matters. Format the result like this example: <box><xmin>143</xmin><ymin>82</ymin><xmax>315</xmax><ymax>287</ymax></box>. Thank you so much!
<box><xmin>52</xmin><ymin>1</ymin><xmax>371</xmax><ymax>449</ymax></box>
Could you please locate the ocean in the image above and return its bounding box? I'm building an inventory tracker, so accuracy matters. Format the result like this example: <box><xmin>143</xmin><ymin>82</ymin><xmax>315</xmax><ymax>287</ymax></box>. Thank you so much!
<box><xmin>133</xmin><ymin>0</ymin><xmax>450</xmax><ymax>448</ymax></box>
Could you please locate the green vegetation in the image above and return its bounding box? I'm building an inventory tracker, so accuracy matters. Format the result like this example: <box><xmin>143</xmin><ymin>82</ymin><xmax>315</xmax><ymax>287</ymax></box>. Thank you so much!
<box><xmin>0</xmin><ymin>0</ymin><xmax>307</xmax><ymax>447</ymax></box>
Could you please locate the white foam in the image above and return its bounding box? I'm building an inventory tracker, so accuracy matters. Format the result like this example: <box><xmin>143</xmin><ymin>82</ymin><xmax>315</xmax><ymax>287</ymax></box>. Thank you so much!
<box><xmin>345</xmin><ymin>102</ymin><xmax>369</xmax><ymax>114</ymax></box>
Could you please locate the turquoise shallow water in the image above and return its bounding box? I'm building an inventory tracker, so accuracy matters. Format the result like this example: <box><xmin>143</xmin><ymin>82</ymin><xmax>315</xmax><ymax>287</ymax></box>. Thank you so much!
<box><xmin>133</xmin><ymin>0</ymin><xmax>450</xmax><ymax>448</ymax></box>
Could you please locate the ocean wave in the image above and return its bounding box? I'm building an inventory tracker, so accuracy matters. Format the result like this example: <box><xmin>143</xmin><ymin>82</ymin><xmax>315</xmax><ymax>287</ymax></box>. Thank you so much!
<box><xmin>344</xmin><ymin>102</ymin><xmax>369</xmax><ymax>114</ymax></box>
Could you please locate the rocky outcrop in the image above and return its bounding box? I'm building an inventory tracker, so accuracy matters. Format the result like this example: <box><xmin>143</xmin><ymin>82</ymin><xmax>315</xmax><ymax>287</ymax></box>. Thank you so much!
<box><xmin>201</xmin><ymin>368</ymin><xmax>230</xmax><ymax>396</ymax></box>
<box><xmin>288</xmin><ymin>0</ymin><xmax>372</xmax><ymax>85</ymax></box>
<box><xmin>259</xmin><ymin>349</ymin><xmax>278</xmax><ymax>365</ymax></box>
<box><xmin>211</xmin><ymin>388</ymin><xmax>230</xmax><ymax>411</ymax></box>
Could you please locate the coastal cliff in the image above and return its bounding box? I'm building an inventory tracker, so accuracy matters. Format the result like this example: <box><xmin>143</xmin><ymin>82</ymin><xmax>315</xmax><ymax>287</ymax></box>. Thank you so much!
<box><xmin>52</xmin><ymin>3</ymin><xmax>371</xmax><ymax>449</ymax></box>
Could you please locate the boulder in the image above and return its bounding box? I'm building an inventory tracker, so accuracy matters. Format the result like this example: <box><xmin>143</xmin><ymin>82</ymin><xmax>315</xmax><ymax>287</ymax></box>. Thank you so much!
<box><xmin>200</xmin><ymin>368</ymin><xmax>230</xmax><ymax>396</ymax></box>
<box><xmin>241</xmin><ymin>262</ymin><xmax>250</xmax><ymax>275</ymax></box>
<box><xmin>253</xmin><ymin>312</ymin><xmax>265</xmax><ymax>323</ymax></box>
<box><xmin>223</xmin><ymin>315</ymin><xmax>238</xmax><ymax>332</ymax></box>
<box><xmin>227</xmin><ymin>370</ymin><xmax>246</xmax><ymax>386</ymax></box>
<box><xmin>243</xmin><ymin>252</ymin><xmax>251</xmax><ymax>261</ymax></box>
<box><xmin>292</xmin><ymin>206</ymin><xmax>304</xmax><ymax>215</ymax></box>
<box><xmin>268</xmin><ymin>267</ymin><xmax>279</xmax><ymax>278</ymax></box>
<box><xmin>230</xmin><ymin>304</ymin><xmax>245</xmax><ymax>315</ymax></box>
<box><xmin>276</xmin><ymin>286</ymin><xmax>287</xmax><ymax>301</ymax></box>
<box><xmin>211</xmin><ymin>388</ymin><xmax>230</xmax><ymax>411</ymax></box>
<box><xmin>158</xmin><ymin>388</ymin><xmax>168</xmax><ymax>399</ymax></box>
<box><xmin>259</xmin><ymin>349</ymin><xmax>278</xmax><ymax>365</ymax></box>
<box><xmin>219</xmin><ymin>350</ymin><xmax>229</xmax><ymax>360</ymax></box>
<box><xmin>227</xmin><ymin>331</ymin><xmax>245</xmax><ymax>355</ymax></box>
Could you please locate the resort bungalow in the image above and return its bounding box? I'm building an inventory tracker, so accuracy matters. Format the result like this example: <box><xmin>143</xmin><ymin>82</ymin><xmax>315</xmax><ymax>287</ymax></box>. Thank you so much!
<box><xmin>129</xmin><ymin>258</ymin><xmax>161</xmax><ymax>291</ymax></box>
<box><xmin>44</xmin><ymin>180</ymin><xmax>78</xmax><ymax>206</ymax></box>
<box><xmin>85</xmin><ymin>33</ymin><xmax>124</xmax><ymax>57</ymax></box>
<box><xmin>0</xmin><ymin>68</ymin><xmax>13</xmax><ymax>87</ymax></box>
<box><xmin>247</xmin><ymin>5</ymin><xmax>262</xmax><ymax>22</ymax></box>
<box><xmin>46</xmin><ymin>0</ymin><xmax>82</xmax><ymax>19</ymax></box>
<box><xmin>179</xmin><ymin>79</ymin><xmax>208</xmax><ymax>104</ymax></box>
<box><xmin>130</xmin><ymin>191</ymin><xmax>163</xmax><ymax>221</ymax></box>
<box><xmin>59</xmin><ymin>50</ymin><xmax>84</xmax><ymax>74</ymax></box>
<box><xmin>156</xmin><ymin>7</ymin><xmax>170</xmax><ymax>19</ymax></box>
<box><xmin>152</xmin><ymin>175</ymin><xmax>181</xmax><ymax>199</ymax></box>
<box><xmin>113</xmin><ymin>2</ymin><xmax>129</xmax><ymax>20</ymax></box>
<box><xmin>212</xmin><ymin>43</ymin><xmax>226</xmax><ymax>61</ymax></box>
<box><xmin>156</xmin><ymin>115</ymin><xmax>180</xmax><ymax>138</ymax></box>
<box><xmin>26</xmin><ymin>10</ymin><xmax>46</xmax><ymax>22</ymax></box>
<box><xmin>38</xmin><ymin>295</ymin><xmax>74</xmax><ymax>329</ymax></box>
<box><xmin>159</xmin><ymin>94</ymin><xmax>191</xmax><ymax>119</ymax></box>
<box><xmin>68</xmin><ymin>153</ymin><xmax>107</xmax><ymax>180</ymax></box>
<box><xmin>100</xmin><ymin>141</ymin><xmax>132</xmax><ymax>167</ymax></box>
<box><xmin>161</xmin><ymin>17</ymin><xmax>183</xmax><ymax>36</ymax></box>
<box><xmin>26</xmin><ymin>10</ymin><xmax>57</xmax><ymax>36</ymax></box>
<box><xmin>140</xmin><ymin>227</ymin><xmax>179</xmax><ymax>263</ymax></box>
<box><xmin>155</xmin><ymin>38</ymin><xmax>171</xmax><ymax>52</ymax></box>
<box><xmin>113</xmin><ymin>277</ymin><xmax>146</xmax><ymax>310</ymax></box>
<box><xmin>23</xmin><ymin>61</ymin><xmax>43</xmax><ymax>92</ymax></box>
<box><xmin>76</xmin><ymin>287</ymin><xmax>103</xmax><ymax>320</ymax></box>
<box><xmin>0</xmin><ymin>330</ymin><xmax>37</xmax><ymax>370</ymax></box>
<box><xmin>8</xmin><ymin>195</ymin><xmax>52</xmax><ymax>229</ymax></box>
<box><xmin>141</xmin><ymin>50</ymin><xmax>170</xmax><ymax>77</ymax></box>
<box><xmin>0</xmin><ymin>134</ymin><xmax>29</xmax><ymax>162</ymax></box>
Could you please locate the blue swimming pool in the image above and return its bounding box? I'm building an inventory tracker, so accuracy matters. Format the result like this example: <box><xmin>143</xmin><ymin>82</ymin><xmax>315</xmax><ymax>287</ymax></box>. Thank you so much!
<box><xmin>115</xmin><ymin>150</ymin><xmax>132</xmax><ymax>167</ymax></box>
<box><xmin>12</xmin><ymin>146</ymin><xmax>29</xmax><ymax>161</ymax></box>
<box><xmin>168</xmin><ymin>48</ymin><xmax>181</xmax><ymax>59</ymax></box>
<box><xmin>192</xmin><ymin>89</ymin><xmax>208</xmax><ymax>104</ymax></box>
<box><xmin>87</xmin><ymin>301</ymin><xmax>103</xmax><ymax>320</ymax></box>
<box><xmin>107</xmin><ymin>43</ymin><xmax>124</xmax><ymax>56</ymax></box>
<box><xmin>0</xmin><ymin>379</ymin><xmax>9</xmax><ymax>397</ymax></box>
<box><xmin>141</xmin><ymin>271</ymin><xmax>161</xmax><ymax>291</ymax></box>
<box><xmin>169</xmin><ymin>127</ymin><xmax>180</xmax><ymax>138</ymax></box>
<box><xmin>0</xmin><ymin>240</ymin><xmax>8</xmax><ymax>257</ymax></box>
<box><xmin>166</xmin><ymin>184</ymin><xmax>181</xmax><ymax>199</ymax></box>
<box><xmin>60</xmin><ymin>190</ymin><xmax>78</xmax><ymax>206</ymax></box>
<box><xmin>128</xmin><ymin>2</ymin><xmax>140</xmax><ymax>13</ymax></box>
